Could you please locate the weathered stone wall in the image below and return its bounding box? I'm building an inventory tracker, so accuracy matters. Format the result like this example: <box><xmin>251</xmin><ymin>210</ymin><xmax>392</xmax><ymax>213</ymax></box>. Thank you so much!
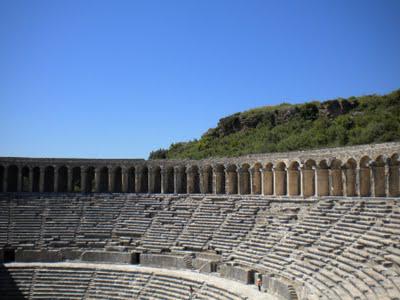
<box><xmin>0</xmin><ymin>142</ymin><xmax>399</xmax><ymax>197</ymax></box>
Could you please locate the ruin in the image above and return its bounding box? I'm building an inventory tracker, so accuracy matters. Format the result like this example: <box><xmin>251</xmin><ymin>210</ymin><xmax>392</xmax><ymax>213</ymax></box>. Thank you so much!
<box><xmin>0</xmin><ymin>142</ymin><xmax>400</xmax><ymax>299</ymax></box>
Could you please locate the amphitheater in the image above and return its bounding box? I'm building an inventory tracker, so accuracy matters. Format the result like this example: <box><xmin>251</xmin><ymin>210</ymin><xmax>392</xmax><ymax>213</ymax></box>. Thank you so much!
<box><xmin>1</xmin><ymin>142</ymin><xmax>400</xmax><ymax>300</ymax></box>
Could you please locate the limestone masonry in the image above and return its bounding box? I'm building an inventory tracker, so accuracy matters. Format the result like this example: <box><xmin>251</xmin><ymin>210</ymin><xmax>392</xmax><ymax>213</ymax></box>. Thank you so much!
<box><xmin>1</xmin><ymin>142</ymin><xmax>399</xmax><ymax>197</ymax></box>
<box><xmin>1</xmin><ymin>142</ymin><xmax>400</xmax><ymax>300</ymax></box>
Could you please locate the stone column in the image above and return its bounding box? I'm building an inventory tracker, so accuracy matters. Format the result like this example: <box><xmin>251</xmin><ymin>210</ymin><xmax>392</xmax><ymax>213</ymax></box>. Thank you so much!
<box><xmin>385</xmin><ymin>164</ymin><xmax>390</xmax><ymax>197</ymax></box>
<box><xmin>262</xmin><ymin>168</ymin><xmax>273</xmax><ymax>195</ymax></box>
<box><xmin>148</xmin><ymin>166</ymin><xmax>155</xmax><ymax>193</ymax></box>
<box><xmin>135</xmin><ymin>166</ymin><xmax>144</xmax><ymax>193</ymax></box>
<box><xmin>28</xmin><ymin>167</ymin><xmax>33</xmax><ymax>192</ymax></box>
<box><xmin>108</xmin><ymin>167</ymin><xmax>115</xmax><ymax>193</ymax></box>
<box><xmin>39</xmin><ymin>166</ymin><xmax>45</xmax><ymax>193</ymax></box>
<box><xmin>355</xmin><ymin>167</ymin><xmax>360</xmax><ymax>196</ymax></box>
<box><xmin>160</xmin><ymin>166</ymin><xmax>168</xmax><ymax>194</ymax></box>
<box><xmin>54</xmin><ymin>166</ymin><xmax>59</xmax><ymax>193</ymax></box>
<box><xmin>174</xmin><ymin>166</ymin><xmax>181</xmax><ymax>193</ymax></box>
<box><xmin>67</xmin><ymin>167</ymin><xmax>73</xmax><ymax>192</ymax></box>
<box><xmin>226</xmin><ymin>169</ymin><xmax>238</xmax><ymax>195</ymax></box>
<box><xmin>186</xmin><ymin>168</ymin><xmax>195</xmax><ymax>194</ymax></box>
<box><xmin>17</xmin><ymin>166</ymin><xmax>22</xmax><ymax>192</ymax></box>
<box><xmin>370</xmin><ymin>165</ymin><xmax>375</xmax><ymax>197</ymax></box>
<box><xmin>389</xmin><ymin>164</ymin><xmax>399</xmax><ymax>197</ymax></box>
<box><xmin>199</xmin><ymin>167</ymin><xmax>209</xmax><ymax>194</ymax></box>
<box><xmin>2</xmin><ymin>165</ymin><xmax>8</xmax><ymax>192</ymax></box>
<box><xmin>122</xmin><ymin>167</ymin><xmax>129</xmax><ymax>193</ymax></box>
<box><xmin>95</xmin><ymin>167</ymin><xmax>101</xmax><ymax>193</ymax></box>
<box><xmin>251</xmin><ymin>167</ymin><xmax>261</xmax><ymax>195</ymax></box>
<box><xmin>81</xmin><ymin>167</ymin><xmax>87</xmax><ymax>193</ymax></box>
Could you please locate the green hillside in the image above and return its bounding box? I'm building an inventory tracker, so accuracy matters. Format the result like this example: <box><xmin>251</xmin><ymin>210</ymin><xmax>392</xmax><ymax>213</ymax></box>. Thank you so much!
<box><xmin>149</xmin><ymin>89</ymin><xmax>400</xmax><ymax>160</ymax></box>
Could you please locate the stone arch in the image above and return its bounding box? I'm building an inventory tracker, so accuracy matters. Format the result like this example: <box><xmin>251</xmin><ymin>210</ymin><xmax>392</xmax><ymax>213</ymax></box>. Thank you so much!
<box><xmin>288</xmin><ymin>161</ymin><xmax>301</xmax><ymax>196</ymax></box>
<box><xmin>239</xmin><ymin>163</ymin><xmax>251</xmax><ymax>195</ymax></box>
<box><xmin>317</xmin><ymin>160</ymin><xmax>329</xmax><ymax>196</ymax></box>
<box><xmin>32</xmin><ymin>167</ymin><xmax>40</xmax><ymax>192</ymax></box>
<box><xmin>251</xmin><ymin>163</ymin><xmax>262</xmax><ymax>195</ymax></box>
<box><xmin>21</xmin><ymin>166</ymin><xmax>30</xmax><ymax>192</ymax></box>
<box><xmin>344</xmin><ymin>158</ymin><xmax>357</xmax><ymax>196</ymax></box>
<box><xmin>359</xmin><ymin>156</ymin><xmax>371</xmax><ymax>197</ymax></box>
<box><xmin>173</xmin><ymin>166</ymin><xmax>186</xmax><ymax>193</ymax></box>
<box><xmin>44</xmin><ymin>166</ymin><xmax>54</xmax><ymax>192</ymax></box>
<box><xmin>0</xmin><ymin>165</ymin><xmax>4</xmax><ymax>192</ymax></box>
<box><xmin>330</xmin><ymin>159</ymin><xmax>343</xmax><ymax>196</ymax></box>
<box><xmin>200</xmin><ymin>165</ymin><xmax>213</xmax><ymax>194</ymax></box>
<box><xmin>57</xmin><ymin>166</ymin><xmax>68</xmax><ymax>192</ymax></box>
<box><xmin>72</xmin><ymin>167</ymin><xmax>81</xmax><ymax>192</ymax></box>
<box><xmin>226</xmin><ymin>164</ymin><xmax>238</xmax><ymax>194</ymax></box>
<box><xmin>114</xmin><ymin>167</ymin><xmax>122</xmax><ymax>192</ymax></box>
<box><xmin>373</xmin><ymin>155</ymin><xmax>386</xmax><ymax>197</ymax></box>
<box><xmin>187</xmin><ymin>165</ymin><xmax>200</xmax><ymax>194</ymax></box>
<box><xmin>6</xmin><ymin>165</ymin><xmax>18</xmax><ymax>192</ymax></box>
<box><xmin>127</xmin><ymin>167</ymin><xmax>135</xmax><ymax>193</ymax></box>
<box><xmin>303</xmin><ymin>159</ymin><xmax>316</xmax><ymax>197</ymax></box>
<box><xmin>214</xmin><ymin>164</ymin><xmax>225</xmax><ymax>194</ymax></box>
<box><xmin>86</xmin><ymin>167</ymin><xmax>95</xmax><ymax>193</ymax></box>
<box><xmin>388</xmin><ymin>154</ymin><xmax>399</xmax><ymax>197</ymax></box>
<box><xmin>274</xmin><ymin>162</ymin><xmax>287</xmax><ymax>196</ymax></box>
<box><xmin>263</xmin><ymin>163</ymin><xmax>274</xmax><ymax>195</ymax></box>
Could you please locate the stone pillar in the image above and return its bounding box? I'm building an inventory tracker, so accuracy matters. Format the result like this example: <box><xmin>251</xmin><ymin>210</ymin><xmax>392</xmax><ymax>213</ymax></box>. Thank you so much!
<box><xmin>370</xmin><ymin>165</ymin><xmax>375</xmax><ymax>197</ymax></box>
<box><xmin>373</xmin><ymin>164</ymin><xmax>386</xmax><ymax>197</ymax></box>
<box><xmin>199</xmin><ymin>167</ymin><xmax>210</xmax><ymax>194</ymax></box>
<box><xmin>3</xmin><ymin>165</ymin><xmax>8</xmax><ymax>192</ymax></box>
<box><xmin>355</xmin><ymin>167</ymin><xmax>360</xmax><ymax>196</ymax></box>
<box><xmin>28</xmin><ymin>167</ymin><xmax>33</xmax><ymax>192</ymax></box>
<box><xmin>313</xmin><ymin>167</ymin><xmax>318</xmax><ymax>197</ymax></box>
<box><xmin>251</xmin><ymin>167</ymin><xmax>262</xmax><ymax>195</ymax></box>
<box><xmin>81</xmin><ymin>167</ymin><xmax>87</xmax><ymax>193</ymax></box>
<box><xmin>95</xmin><ymin>167</ymin><xmax>101</xmax><ymax>193</ymax></box>
<box><xmin>108</xmin><ymin>167</ymin><xmax>115</xmax><ymax>193</ymax></box>
<box><xmin>54</xmin><ymin>166</ymin><xmax>59</xmax><ymax>193</ymax></box>
<box><xmin>389</xmin><ymin>164</ymin><xmax>399</xmax><ymax>197</ymax></box>
<box><xmin>135</xmin><ymin>166</ymin><xmax>144</xmax><ymax>193</ymax></box>
<box><xmin>226</xmin><ymin>169</ymin><xmax>238</xmax><ymax>195</ymax></box>
<box><xmin>385</xmin><ymin>164</ymin><xmax>390</xmax><ymax>197</ymax></box>
<box><xmin>17</xmin><ymin>167</ymin><xmax>22</xmax><ymax>192</ymax></box>
<box><xmin>67</xmin><ymin>167</ymin><xmax>73</xmax><ymax>192</ymax></box>
<box><xmin>186</xmin><ymin>168</ymin><xmax>194</xmax><ymax>194</ymax></box>
<box><xmin>148</xmin><ymin>166</ymin><xmax>155</xmax><ymax>193</ymax></box>
<box><xmin>160</xmin><ymin>166</ymin><xmax>168</xmax><ymax>194</ymax></box>
<box><xmin>39</xmin><ymin>166</ymin><xmax>45</xmax><ymax>193</ymax></box>
<box><xmin>174</xmin><ymin>166</ymin><xmax>183</xmax><ymax>194</ymax></box>
<box><xmin>344</xmin><ymin>167</ymin><xmax>356</xmax><ymax>197</ymax></box>
<box><xmin>122</xmin><ymin>167</ymin><xmax>129</xmax><ymax>193</ymax></box>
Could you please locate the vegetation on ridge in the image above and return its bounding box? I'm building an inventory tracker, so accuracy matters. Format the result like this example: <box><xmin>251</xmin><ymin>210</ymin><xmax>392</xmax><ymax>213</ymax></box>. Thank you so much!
<box><xmin>149</xmin><ymin>89</ymin><xmax>400</xmax><ymax>160</ymax></box>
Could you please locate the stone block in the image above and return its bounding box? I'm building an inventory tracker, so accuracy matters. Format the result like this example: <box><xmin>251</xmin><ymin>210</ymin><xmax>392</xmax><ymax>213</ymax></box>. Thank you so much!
<box><xmin>140</xmin><ymin>254</ymin><xmax>186</xmax><ymax>269</ymax></box>
<box><xmin>15</xmin><ymin>249</ymin><xmax>63</xmax><ymax>262</ymax></box>
<box><xmin>219</xmin><ymin>264</ymin><xmax>254</xmax><ymax>284</ymax></box>
<box><xmin>81</xmin><ymin>251</ymin><xmax>134</xmax><ymax>264</ymax></box>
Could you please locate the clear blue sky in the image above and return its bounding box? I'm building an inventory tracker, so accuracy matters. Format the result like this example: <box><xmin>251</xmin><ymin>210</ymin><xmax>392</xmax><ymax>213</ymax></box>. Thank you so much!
<box><xmin>1</xmin><ymin>0</ymin><xmax>399</xmax><ymax>158</ymax></box>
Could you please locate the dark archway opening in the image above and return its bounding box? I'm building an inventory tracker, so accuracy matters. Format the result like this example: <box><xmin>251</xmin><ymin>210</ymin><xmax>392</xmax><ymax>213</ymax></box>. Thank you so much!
<box><xmin>44</xmin><ymin>166</ymin><xmax>54</xmax><ymax>192</ymax></box>
<box><xmin>58</xmin><ymin>166</ymin><xmax>68</xmax><ymax>192</ymax></box>
<box><xmin>7</xmin><ymin>165</ymin><xmax>18</xmax><ymax>192</ymax></box>
<box><xmin>72</xmin><ymin>167</ymin><xmax>81</xmax><ymax>192</ymax></box>
<box><xmin>32</xmin><ymin>167</ymin><xmax>40</xmax><ymax>192</ymax></box>
<box><xmin>114</xmin><ymin>167</ymin><xmax>122</xmax><ymax>192</ymax></box>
